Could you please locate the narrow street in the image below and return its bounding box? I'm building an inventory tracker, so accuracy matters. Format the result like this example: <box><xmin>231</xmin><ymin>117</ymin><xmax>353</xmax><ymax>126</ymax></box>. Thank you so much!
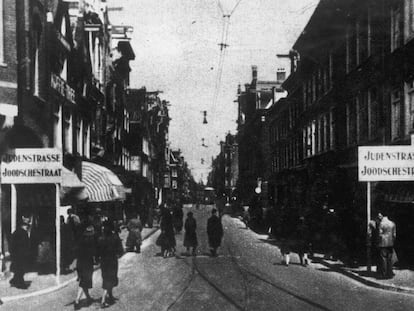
<box><xmin>5</xmin><ymin>204</ymin><xmax>414</xmax><ymax>311</ymax></box>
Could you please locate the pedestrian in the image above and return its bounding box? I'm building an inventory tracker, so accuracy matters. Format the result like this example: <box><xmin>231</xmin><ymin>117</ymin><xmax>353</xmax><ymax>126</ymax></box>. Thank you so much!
<box><xmin>172</xmin><ymin>203</ymin><xmax>184</xmax><ymax>233</ymax></box>
<box><xmin>281</xmin><ymin>240</ymin><xmax>291</xmax><ymax>266</ymax></box>
<box><xmin>9</xmin><ymin>216</ymin><xmax>31</xmax><ymax>289</ymax></box>
<box><xmin>207</xmin><ymin>209</ymin><xmax>223</xmax><ymax>257</ymax></box>
<box><xmin>159</xmin><ymin>208</ymin><xmax>176</xmax><ymax>257</ymax></box>
<box><xmin>67</xmin><ymin>208</ymin><xmax>81</xmax><ymax>239</ymax></box>
<box><xmin>242</xmin><ymin>205</ymin><xmax>250</xmax><ymax>229</ymax></box>
<box><xmin>61</xmin><ymin>216</ymin><xmax>75</xmax><ymax>273</ymax></box>
<box><xmin>296</xmin><ymin>216</ymin><xmax>309</xmax><ymax>266</ymax></box>
<box><xmin>74</xmin><ymin>225</ymin><xmax>97</xmax><ymax>310</ymax></box>
<box><xmin>184</xmin><ymin>212</ymin><xmax>198</xmax><ymax>256</ymax></box>
<box><xmin>98</xmin><ymin>221</ymin><xmax>124</xmax><ymax>308</ymax></box>
<box><xmin>376</xmin><ymin>212</ymin><xmax>397</xmax><ymax>279</ymax></box>
<box><xmin>126</xmin><ymin>215</ymin><xmax>142</xmax><ymax>253</ymax></box>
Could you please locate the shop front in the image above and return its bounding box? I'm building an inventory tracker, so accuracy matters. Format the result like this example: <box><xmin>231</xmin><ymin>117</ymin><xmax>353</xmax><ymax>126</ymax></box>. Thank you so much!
<box><xmin>0</xmin><ymin>148</ymin><xmax>66</xmax><ymax>282</ymax></box>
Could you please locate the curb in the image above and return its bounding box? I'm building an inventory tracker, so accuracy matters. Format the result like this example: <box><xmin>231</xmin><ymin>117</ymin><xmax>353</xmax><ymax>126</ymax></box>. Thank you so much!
<box><xmin>0</xmin><ymin>227</ymin><xmax>159</xmax><ymax>304</ymax></box>
<box><xmin>313</xmin><ymin>257</ymin><xmax>414</xmax><ymax>295</ymax></box>
<box><xmin>228</xmin><ymin>216</ymin><xmax>414</xmax><ymax>296</ymax></box>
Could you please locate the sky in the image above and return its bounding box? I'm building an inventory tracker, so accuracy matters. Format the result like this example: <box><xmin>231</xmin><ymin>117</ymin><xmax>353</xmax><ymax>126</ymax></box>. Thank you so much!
<box><xmin>106</xmin><ymin>0</ymin><xmax>318</xmax><ymax>183</ymax></box>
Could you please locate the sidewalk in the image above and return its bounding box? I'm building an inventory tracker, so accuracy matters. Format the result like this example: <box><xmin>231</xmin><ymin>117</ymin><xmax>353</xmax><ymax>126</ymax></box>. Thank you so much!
<box><xmin>0</xmin><ymin>226</ymin><xmax>159</xmax><ymax>303</ymax></box>
<box><xmin>311</xmin><ymin>254</ymin><xmax>414</xmax><ymax>295</ymax></box>
<box><xmin>231</xmin><ymin>215</ymin><xmax>414</xmax><ymax>295</ymax></box>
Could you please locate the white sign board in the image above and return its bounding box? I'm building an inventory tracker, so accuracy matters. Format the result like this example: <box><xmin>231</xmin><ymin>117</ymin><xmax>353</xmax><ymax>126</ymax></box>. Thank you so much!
<box><xmin>0</xmin><ymin>148</ymin><xmax>63</xmax><ymax>184</ymax></box>
<box><xmin>358</xmin><ymin>146</ymin><xmax>414</xmax><ymax>181</ymax></box>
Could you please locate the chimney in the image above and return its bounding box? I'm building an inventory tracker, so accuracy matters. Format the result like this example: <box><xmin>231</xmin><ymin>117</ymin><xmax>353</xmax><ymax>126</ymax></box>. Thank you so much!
<box><xmin>252</xmin><ymin>65</ymin><xmax>258</xmax><ymax>80</ymax></box>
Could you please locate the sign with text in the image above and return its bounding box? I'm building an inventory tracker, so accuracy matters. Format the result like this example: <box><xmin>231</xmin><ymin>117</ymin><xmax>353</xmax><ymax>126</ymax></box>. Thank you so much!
<box><xmin>358</xmin><ymin>146</ymin><xmax>414</xmax><ymax>181</ymax></box>
<box><xmin>0</xmin><ymin>148</ymin><xmax>63</xmax><ymax>184</ymax></box>
<box><xmin>51</xmin><ymin>73</ymin><xmax>75</xmax><ymax>104</ymax></box>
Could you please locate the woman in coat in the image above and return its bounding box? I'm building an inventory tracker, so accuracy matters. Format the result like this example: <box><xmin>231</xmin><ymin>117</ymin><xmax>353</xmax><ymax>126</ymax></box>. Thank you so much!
<box><xmin>98</xmin><ymin>221</ymin><xmax>124</xmax><ymax>308</ymax></box>
<box><xmin>74</xmin><ymin>225</ymin><xmax>97</xmax><ymax>310</ymax></box>
<box><xmin>160</xmin><ymin>208</ymin><xmax>176</xmax><ymax>257</ymax></box>
<box><xmin>184</xmin><ymin>212</ymin><xmax>198</xmax><ymax>256</ymax></box>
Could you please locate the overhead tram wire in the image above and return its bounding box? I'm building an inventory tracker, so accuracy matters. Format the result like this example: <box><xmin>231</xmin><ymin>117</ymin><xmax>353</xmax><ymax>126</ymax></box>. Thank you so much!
<box><xmin>211</xmin><ymin>0</ymin><xmax>243</xmax><ymax>127</ymax></box>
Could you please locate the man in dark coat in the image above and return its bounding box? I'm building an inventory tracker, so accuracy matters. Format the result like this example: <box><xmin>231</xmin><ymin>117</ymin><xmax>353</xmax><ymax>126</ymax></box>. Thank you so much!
<box><xmin>10</xmin><ymin>216</ymin><xmax>31</xmax><ymax>289</ymax></box>
<box><xmin>207</xmin><ymin>209</ymin><xmax>223</xmax><ymax>257</ymax></box>
<box><xmin>172</xmin><ymin>203</ymin><xmax>184</xmax><ymax>233</ymax></box>
<box><xmin>98</xmin><ymin>221</ymin><xmax>124</xmax><ymax>308</ymax></box>
<box><xmin>184</xmin><ymin>212</ymin><xmax>198</xmax><ymax>256</ymax></box>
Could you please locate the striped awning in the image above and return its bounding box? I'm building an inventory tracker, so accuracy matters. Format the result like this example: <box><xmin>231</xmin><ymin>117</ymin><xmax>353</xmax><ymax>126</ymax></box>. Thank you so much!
<box><xmin>82</xmin><ymin>161</ymin><xmax>126</xmax><ymax>202</ymax></box>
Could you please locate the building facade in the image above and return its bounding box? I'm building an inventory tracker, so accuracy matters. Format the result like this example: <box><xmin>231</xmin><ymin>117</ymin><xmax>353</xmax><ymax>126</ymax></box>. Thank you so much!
<box><xmin>266</xmin><ymin>0</ymin><xmax>414</xmax><ymax>265</ymax></box>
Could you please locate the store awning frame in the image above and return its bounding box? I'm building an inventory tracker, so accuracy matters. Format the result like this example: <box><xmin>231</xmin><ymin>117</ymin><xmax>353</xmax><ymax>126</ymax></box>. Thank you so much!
<box><xmin>82</xmin><ymin>161</ymin><xmax>126</xmax><ymax>202</ymax></box>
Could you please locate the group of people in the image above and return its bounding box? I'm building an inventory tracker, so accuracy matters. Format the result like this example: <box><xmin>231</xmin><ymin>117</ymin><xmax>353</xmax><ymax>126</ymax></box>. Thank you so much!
<box><xmin>157</xmin><ymin>206</ymin><xmax>224</xmax><ymax>258</ymax></box>
<box><xmin>9</xmin><ymin>209</ymin><xmax>124</xmax><ymax>310</ymax></box>
<box><xmin>73</xmin><ymin>218</ymin><xmax>123</xmax><ymax>309</ymax></box>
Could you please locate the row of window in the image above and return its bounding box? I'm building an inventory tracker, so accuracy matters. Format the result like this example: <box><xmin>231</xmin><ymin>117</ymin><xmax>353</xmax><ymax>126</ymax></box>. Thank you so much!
<box><xmin>302</xmin><ymin>54</ymin><xmax>333</xmax><ymax>107</ymax></box>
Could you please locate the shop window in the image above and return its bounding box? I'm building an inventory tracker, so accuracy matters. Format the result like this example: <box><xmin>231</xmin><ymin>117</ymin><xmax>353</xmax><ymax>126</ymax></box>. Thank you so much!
<box><xmin>391</xmin><ymin>89</ymin><xmax>401</xmax><ymax>140</ymax></box>
<box><xmin>391</xmin><ymin>5</ymin><xmax>402</xmax><ymax>51</ymax></box>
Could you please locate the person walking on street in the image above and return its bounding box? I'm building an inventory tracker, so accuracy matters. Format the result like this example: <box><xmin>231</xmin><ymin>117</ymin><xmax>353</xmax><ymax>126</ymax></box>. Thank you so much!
<box><xmin>159</xmin><ymin>208</ymin><xmax>176</xmax><ymax>257</ymax></box>
<box><xmin>207</xmin><ymin>209</ymin><xmax>223</xmax><ymax>257</ymax></box>
<box><xmin>184</xmin><ymin>212</ymin><xmax>198</xmax><ymax>256</ymax></box>
<box><xmin>376</xmin><ymin>212</ymin><xmax>397</xmax><ymax>279</ymax></box>
<box><xmin>74</xmin><ymin>225</ymin><xmax>97</xmax><ymax>310</ymax></box>
<box><xmin>296</xmin><ymin>216</ymin><xmax>309</xmax><ymax>266</ymax></box>
<box><xmin>172</xmin><ymin>203</ymin><xmax>184</xmax><ymax>234</ymax></box>
<box><xmin>98</xmin><ymin>221</ymin><xmax>124</xmax><ymax>308</ymax></box>
<box><xmin>126</xmin><ymin>215</ymin><xmax>142</xmax><ymax>253</ymax></box>
<box><xmin>9</xmin><ymin>216</ymin><xmax>31</xmax><ymax>289</ymax></box>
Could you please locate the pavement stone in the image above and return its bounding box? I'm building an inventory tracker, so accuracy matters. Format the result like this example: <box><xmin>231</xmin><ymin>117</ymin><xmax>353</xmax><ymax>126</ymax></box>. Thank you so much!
<box><xmin>0</xmin><ymin>225</ymin><xmax>159</xmax><ymax>303</ymax></box>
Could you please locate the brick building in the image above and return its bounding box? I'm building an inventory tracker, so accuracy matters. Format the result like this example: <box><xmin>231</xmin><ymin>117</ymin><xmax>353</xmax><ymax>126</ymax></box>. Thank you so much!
<box><xmin>267</xmin><ymin>0</ymin><xmax>414</xmax><ymax>265</ymax></box>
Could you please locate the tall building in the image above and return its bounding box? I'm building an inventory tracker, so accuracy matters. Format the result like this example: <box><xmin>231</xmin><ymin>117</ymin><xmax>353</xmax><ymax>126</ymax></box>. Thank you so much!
<box><xmin>267</xmin><ymin>0</ymin><xmax>414</xmax><ymax>264</ymax></box>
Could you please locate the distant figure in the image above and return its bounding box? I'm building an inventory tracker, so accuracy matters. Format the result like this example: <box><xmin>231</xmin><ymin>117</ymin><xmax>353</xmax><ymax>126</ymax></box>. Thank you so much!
<box><xmin>207</xmin><ymin>209</ymin><xmax>223</xmax><ymax>257</ymax></box>
<box><xmin>172</xmin><ymin>204</ymin><xmax>184</xmax><ymax>233</ymax></box>
<box><xmin>159</xmin><ymin>209</ymin><xmax>176</xmax><ymax>257</ymax></box>
<box><xmin>184</xmin><ymin>212</ymin><xmax>198</xmax><ymax>256</ymax></box>
<box><xmin>376</xmin><ymin>212</ymin><xmax>397</xmax><ymax>279</ymax></box>
<box><xmin>98</xmin><ymin>221</ymin><xmax>124</xmax><ymax>308</ymax></box>
<box><xmin>242</xmin><ymin>206</ymin><xmax>250</xmax><ymax>229</ymax></box>
<box><xmin>74</xmin><ymin>225</ymin><xmax>97</xmax><ymax>310</ymax></box>
<box><xmin>67</xmin><ymin>208</ymin><xmax>81</xmax><ymax>239</ymax></box>
<box><xmin>126</xmin><ymin>215</ymin><xmax>142</xmax><ymax>253</ymax></box>
<box><xmin>10</xmin><ymin>216</ymin><xmax>31</xmax><ymax>289</ymax></box>
<box><xmin>296</xmin><ymin>216</ymin><xmax>309</xmax><ymax>266</ymax></box>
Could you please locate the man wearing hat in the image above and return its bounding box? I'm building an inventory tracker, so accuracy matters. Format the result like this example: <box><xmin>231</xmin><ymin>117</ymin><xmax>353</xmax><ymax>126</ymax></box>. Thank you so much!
<box><xmin>10</xmin><ymin>216</ymin><xmax>31</xmax><ymax>289</ymax></box>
